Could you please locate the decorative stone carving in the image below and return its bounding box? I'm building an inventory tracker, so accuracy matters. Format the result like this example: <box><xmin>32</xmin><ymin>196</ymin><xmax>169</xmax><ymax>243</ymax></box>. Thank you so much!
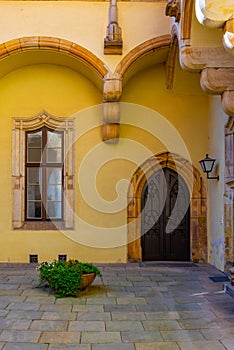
<box><xmin>165</xmin><ymin>0</ymin><xmax>181</xmax><ymax>23</ymax></box>
<box><xmin>104</xmin><ymin>0</ymin><xmax>123</xmax><ymax>55</ymax></box>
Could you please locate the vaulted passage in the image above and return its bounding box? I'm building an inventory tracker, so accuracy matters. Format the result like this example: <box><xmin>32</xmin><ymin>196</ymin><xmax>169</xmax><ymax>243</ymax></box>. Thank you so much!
<box><xmin>141</xmin><ymin>168</ymin><xmax>190</xmax><ymax>261</ymax></box>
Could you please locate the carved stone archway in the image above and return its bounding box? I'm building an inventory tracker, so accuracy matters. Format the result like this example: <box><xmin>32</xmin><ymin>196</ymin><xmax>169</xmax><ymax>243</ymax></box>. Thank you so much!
<box><xmin>127</xmin><ymin>152</ymin><xmax>207</xmax><ymax>262</ymax></box>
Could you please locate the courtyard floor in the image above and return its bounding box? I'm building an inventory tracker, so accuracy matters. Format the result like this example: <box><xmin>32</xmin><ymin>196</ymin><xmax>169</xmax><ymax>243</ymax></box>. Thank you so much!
<box><xmin>0</xmin><ymin>262</ymin><xmax>233</xmax><ymax>350</ymax></box>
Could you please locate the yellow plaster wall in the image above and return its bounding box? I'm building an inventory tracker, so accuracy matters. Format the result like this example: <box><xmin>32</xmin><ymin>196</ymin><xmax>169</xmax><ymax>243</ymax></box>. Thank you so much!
<box><xmin>0</xmin><ymin>1</ymin><xmax>169</xmax><ymax>72</ymax></box>
<box><xmin>0</xmin><ymin>58</ymin><xmax>210</xmax><ymax>264</ymax></box>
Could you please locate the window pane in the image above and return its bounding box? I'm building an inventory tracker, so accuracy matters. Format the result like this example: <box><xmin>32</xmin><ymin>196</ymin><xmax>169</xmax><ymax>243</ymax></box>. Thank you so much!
<box><xmin>47</xmin><ymin>148</ymin><xmax>62</xmax><ymax>163</ymax></box>
<box><xmin>27</xmin><ymin>168</ymin><xmax>41</xmax><ymax>184</ymax></box>
<box><xmin>47</xmin><ymin>185</ymin><xmax>62</xmax><ymax>201</ymax></box>
<box><xmin>47</xmin><ymin>168</ymin><xmax>62</xmax><ymax>185</ymax></box>
<box><xmin>27</xmin><ymin>185</ymin><xmax>41</xmax><ymax>200</ymax></box>
<box><xmin>27</xmin><ymin>131</ymin><xmax>42</xmax><ymax>147</ymax></box>
<box><xmin>46</xmin><ymin>202</ymin><xmax>62</xmax><ymax>219</ymax></box>
<box><xmin>28</xmin><ymin>149</ymin><xmax>42</xmax><ymax>162</ymax></box>
<box><xmin>27</xmin><ymin>131</ymin><xmax>42</xmax><ymax>162</ymax></box>
<box><xmin>47</xmin><ymin>131</ymin><xmax>62</xmax><ymax>148</ymax></box>
<box><xmin>47</xmin><ymin>131</ymin><xmax>62</xmax><ymax>163</ymax></box>
<box><xmin>27</xmin><ymin>201</ymin><xmax>42</xmax><ymax>219</ymax></box>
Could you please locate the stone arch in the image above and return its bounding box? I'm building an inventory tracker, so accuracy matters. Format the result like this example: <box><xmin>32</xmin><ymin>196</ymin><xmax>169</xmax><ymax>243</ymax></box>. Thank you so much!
<box><xmin>0</xmin><ymin>36</ymin><xmax>108</xmax><ymax>88</ymax></box>
<box><xmin>127</xmin><ymin>152</ymin><xmax>207</xmax><ymax>263</ymax></box>
<box><xmin>115</xmin><ymin>35</ymin><xmax>170</xmax><ymax>82</ymax></box>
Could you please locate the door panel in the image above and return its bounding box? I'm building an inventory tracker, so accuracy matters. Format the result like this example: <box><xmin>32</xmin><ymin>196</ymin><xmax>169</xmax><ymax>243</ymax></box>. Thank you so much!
<box><xmin>141</xmin><ymin>168</ymin><xmax>190</xmax><ymax>261</ymax></box>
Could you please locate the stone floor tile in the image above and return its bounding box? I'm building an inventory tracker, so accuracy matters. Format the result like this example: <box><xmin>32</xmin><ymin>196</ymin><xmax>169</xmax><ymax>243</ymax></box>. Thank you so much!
<box><xmin>86</xmin><ymin>297</ymin><xmax>116</xmax><ymax>305</ymax></box>
<box><xmin>68</xmin><ymin>321</ymin><xmax>105</xmax><ymax>331</ymax></box>
<box><xmin>136</xmin><ymin>304</ymin><xmax>169</xmax><ymax>312</ymax></box>
<box><xmin>178</xmin><ymin>310</ymin><xmax>216</xmax><ymax>319</ymax></box>
<box><xmin>179</xmin><ymin>318</ymin><xmax>219</xmax><ymax>329</ymax></box>
<box><xmin>3</xmin><ymin>344</ymin><xmax>48</xmax><ymax>350</ymax></box>
<box><xmin>111</xmin><ymin>311</ymin><xmax>146</xmax><ymax>321</ymax></box>
<box><xmin>92</xmin><ymin>344</ymin><xmax>135</xmax><ymax>350</ymax></box>
<box><xmin>167</xmin><ymin>303</ymin><xmax>202</xmax><ymax>311</ymax></box>
<box><xmin>81</xmin><ymin>331</ymin><xmax>121</xmax><ymax>344</ymax></box>
<box><xmin>220</xmin><ymin>339</ymin><xmax>234</xmax><ymax>350</ymax></box>
<box><xmin>0</xmin><ymin>330</ymin><xmax>41</xmax><ymax>343</ymax></box>
<box><xmin>77</xmin><ymin>312</ymin><xmax>111</xmax><ymax>321</ymax></box>
<box><xmin>106</xmin><ymin>320</ymin><xmax>144</xmax><ymax>331</ymax></box>
<box><xmin>142</xmin><ymin>320</ymin><xmax>181</xmax><ymax>330</ymax></box>
<box><xmin>41</xmin><ymin>312</ymin><xmax>77</xmax><ymax>321</ymax></box>
<box><xmin>161</xmin><ymin>330</ymin><xmax>205</xmax><ymax>341</ymax></box>
<box><xmin>121</xmin><ymin>330</ymin><xmax>163</xmax><ymax>343</ymax></box>
<box><xmin>72</xmin><ymin>305</ymin><xmax>103</xmax><ymax>313</ymax></box>
<box><xmin>178</xmin><ymin>340</ymin><xmax>227</xmax><ymax>350</ymax></box>
<box><xmin>39</xmin><ymin>332</ymin><xmax>81</xmax><ymax>344</ymax></box>
<box><xmin>55</xmin><ymin>298</ymin><xmax>86</xmax><ymax>305</ymax></box>
<box><xmin>30</xmin><ymin>320</ymin><xmax>68</xmax><ymax>331</ymax></box>
<box><xmin>0</xmin><ymin>319</ymin><xmax>31</xmax><ymax>330</ymax></box>
<box><xmin>104</xmin><ymin>304</ymin><xmax>136</xmax><ymax>312</ymax></box>
<box><xmin>38</xmin><ymin>304</ymin><xmax>72</xmax><ymax>312</ymax></box>
<box><xmin>135</xmin><ymin>342</ymin><xmax>180</xmax><ymax>350</ymax></box>
<box><xmin>117</xmin><ymin>297</ymin><xmax>146</xmax><ymax>305</ymax></box>
<box><xmin>6</xmin><ymin>302</ymin><xmax>40</xmax><ymax>311</ymax></box>
<box><xmin>201</xmin><ymin>328</ymin><xmax>234</xmax><ymax>340</ymax></box>
<box><xmin>48</xmin><ymin>345</ymin><xmax>90</xmax><ymax>350</ymax></box>
<box><xmin>145</xmin><ymin>311</ymin><xmax>180</xmax><ymax>320</ymax></box>
<box><xmin>5</xmin><ymin>310</ymin><xmax>42</xmax><ymax>320</ymax></box>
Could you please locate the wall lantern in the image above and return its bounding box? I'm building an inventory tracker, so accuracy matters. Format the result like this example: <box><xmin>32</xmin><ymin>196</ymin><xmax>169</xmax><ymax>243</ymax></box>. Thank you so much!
<box><xmin>199</xmin><ymin>154</ymin><xmax>219</xmax><ymax>180</ymax></box>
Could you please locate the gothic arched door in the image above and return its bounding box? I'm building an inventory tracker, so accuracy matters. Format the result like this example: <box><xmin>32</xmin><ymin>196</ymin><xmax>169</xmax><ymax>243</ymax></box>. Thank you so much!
<box><xmin>141</xmin><ymin>168</ymin><xmax>190</xmax><ymax>261</ymax></box>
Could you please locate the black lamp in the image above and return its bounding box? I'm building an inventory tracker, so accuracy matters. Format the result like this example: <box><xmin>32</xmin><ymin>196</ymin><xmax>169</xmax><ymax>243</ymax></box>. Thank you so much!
<box><xmin>199</xmin><ymin>154</ymin><xmax>219</xmax><ymax>180</ymax></box>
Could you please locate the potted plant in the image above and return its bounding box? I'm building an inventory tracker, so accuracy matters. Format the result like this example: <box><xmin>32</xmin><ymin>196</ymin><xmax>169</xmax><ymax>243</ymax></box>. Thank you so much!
<box><xmin>36</xmin><ymin>259</ymin><xmax>102</xmax><ymax>298</ymax></box>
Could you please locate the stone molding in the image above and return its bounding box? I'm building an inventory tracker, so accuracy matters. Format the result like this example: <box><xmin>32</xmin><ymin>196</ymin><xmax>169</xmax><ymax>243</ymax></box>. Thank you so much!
<box><xmin>12</xmin><ymin>111</ymin><xmax>75</xmax><ymax>229</ymax></box>
<box><xmin>127</xmin><ymin>152</ymin><xmax>207</xmax><ymax>263</ymax></box>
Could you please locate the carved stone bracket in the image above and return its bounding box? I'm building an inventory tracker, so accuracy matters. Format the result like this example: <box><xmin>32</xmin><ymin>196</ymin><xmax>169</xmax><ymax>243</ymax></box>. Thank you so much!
<box><xmin>104</xmin><ymin>0</ymin><xmax>123</xmax><ymax>55</ymax></box>
<box><xmin>102</xmin><ymin>73</ymin><xmax>122</xmax><ymax>143</ymax></box>
<box><xmin>200</xmin><ymin>68</ymin><xmax>234</xmax><ymax>115</ymax></box>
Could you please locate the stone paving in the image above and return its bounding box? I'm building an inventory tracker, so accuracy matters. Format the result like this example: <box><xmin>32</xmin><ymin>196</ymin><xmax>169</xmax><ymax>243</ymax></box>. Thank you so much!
<box><xmin>0</xmin><ymin>262</ymin><xmax>233</xmax><ymax>350</ymax></box>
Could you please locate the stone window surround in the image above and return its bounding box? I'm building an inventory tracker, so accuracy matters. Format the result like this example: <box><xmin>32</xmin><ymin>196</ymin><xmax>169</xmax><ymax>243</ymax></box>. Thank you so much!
<box><xmin>12</xmin><ymin>111</ymin><xmax>74</xmax><ymax>230</ymax></box>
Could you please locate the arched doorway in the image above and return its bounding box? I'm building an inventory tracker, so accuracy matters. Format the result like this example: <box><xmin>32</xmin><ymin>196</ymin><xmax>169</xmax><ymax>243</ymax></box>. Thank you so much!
<box><xmin>141</xmin><ymin>167</ymin><xmax>190</xmax><ymax>261</ymax></box>
<box><xmin>127</xmin><ymin>152</ymin><xmax>207</xmax><ymax>263</ymax></box>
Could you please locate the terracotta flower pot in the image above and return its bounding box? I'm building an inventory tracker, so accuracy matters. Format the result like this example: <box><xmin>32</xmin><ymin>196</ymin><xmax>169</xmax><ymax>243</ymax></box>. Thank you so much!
<box><xmin>80</xmin><ymin>273</ymin><xmax>96</xmax><ymax>290</ymax></box>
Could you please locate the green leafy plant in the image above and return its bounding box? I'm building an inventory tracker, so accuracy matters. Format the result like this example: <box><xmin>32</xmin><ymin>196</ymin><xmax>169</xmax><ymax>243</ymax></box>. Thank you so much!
<box><xmin>37</xmin><ymin>259</ymin><xmax>102</xmax><ymax>298</ymax></box>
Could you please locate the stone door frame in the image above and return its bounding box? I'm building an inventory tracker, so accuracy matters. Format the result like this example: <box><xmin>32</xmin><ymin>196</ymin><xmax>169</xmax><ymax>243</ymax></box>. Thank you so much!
<box><xmin>127</xmin><ymin>152</ymin><xmax>207</xmax><ymax>263</ymax></box>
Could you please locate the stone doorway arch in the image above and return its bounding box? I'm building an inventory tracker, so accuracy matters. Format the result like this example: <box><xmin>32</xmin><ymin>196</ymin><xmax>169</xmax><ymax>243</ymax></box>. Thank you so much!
<box><xmin>127</xmin><ymin>152</ymin><xmax>207</xmax><ymax>262</ymax></box>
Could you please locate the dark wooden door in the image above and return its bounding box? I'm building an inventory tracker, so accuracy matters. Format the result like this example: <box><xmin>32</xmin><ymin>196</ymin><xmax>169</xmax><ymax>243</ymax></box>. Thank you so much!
<box><xmin>141</xmin><ymin>168</ymin><xmax>190</xmax><ymax>261</ymax></box>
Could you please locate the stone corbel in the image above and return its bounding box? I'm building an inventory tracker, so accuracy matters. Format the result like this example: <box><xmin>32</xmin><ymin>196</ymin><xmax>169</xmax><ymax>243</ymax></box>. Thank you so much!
<box><xmin>104</xmin><ymin>0</ymin><xmax>123</xmax><ymax>55</ymax></box>
<box><xmin>201</xmin><ymin>68</ymin><xmax>234</xmax><ymax>116</ymax></box>
<box><xmin>102</xmin><ymin>73</ymin><xmax>122</xmax><ymax>143</ymax></box>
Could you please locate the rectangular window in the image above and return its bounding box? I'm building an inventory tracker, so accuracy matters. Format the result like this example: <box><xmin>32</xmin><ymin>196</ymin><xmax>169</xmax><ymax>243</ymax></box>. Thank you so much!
<box><xmin>25</xmin><ymin>127</ymin><xmax>64</xmax><ymax>221</ymax></box>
